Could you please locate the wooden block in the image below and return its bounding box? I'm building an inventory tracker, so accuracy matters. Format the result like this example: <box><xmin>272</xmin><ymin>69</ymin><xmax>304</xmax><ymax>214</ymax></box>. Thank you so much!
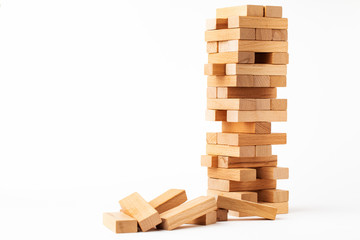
<box><xmin>217</xmin><ymin>133</ymin><xmax>286</xmax><ymax>146</ymax></box>
<box><xmin>201</xmin><ymin>155</ymin><xmax>218</xmax><ymax>167</ymax></box>
<box><xmin>217</xmin><ymin>195</ymin><xmax>277</xmax><ymax>220</ymax></box>
<box><xmin>207</xmin><ymin>167</ymin><xmax>256</xmax><ymax>182</ymax></box>
<box><xmin>217</xmin><ymin>87</ymin><xmax>277</xmax><ymax>99</ymax></box>
<box><xmin>206</xmin><ymin>132</ymin><xmax>218</xmax><ymax>144</ymax></box>
<box><xmin>208</xmin><ymin>52</ymin><xmax>255</xmax><ymax>64</ymax></box>
<box><xmin>257</xmin><ymin>167</ymin><xmax>289</xmax><ymax>179</ymax></box>
<box><xmin>258</xmin><ymin>189</ymin><xmax>289</xmax><ymax>203</ymax></box>
<box><xmin>208</xmin><ymin>178</ymin><xmax>276</xmax><ymax>191</ymax></box>
<box><xmin>207</xmin><ymin>42</ymin><xmax>218</xmax><ymax>53</ymax></box>
<box><xmin>206</xmin><ymin>18</ymin><xmax>228</xmax><ymax>30</ymax></box>
<box><xmin>219</xmin><ymin>40</ymin><xmax>288</xmax><ymax>53</ymax></box>
<box><xmin>227</xmin><ymin>110</ymin><xmax>287</xmax><ymax>122</ymax></box>
<box><xmin>207</xmin><ymin>87</ymin><xmax>217</xmax><ymax>98</ymax></box>
<box><xmin>228</xmin><ymin>16</ymin><xmax>288</xmax><ymax>29</ymax></box>
<box><xmin>253</xmin><ymin>75</ymin><xmax>271</xmax><ymax>87</ymax></box>
<box><xmin>149</xmin><ymin>189</ymin><xmax>187</xmax><ymax>214</ymax></box>
<box><xmin>205</xmin><ymin>28</ymin><xmax>255</xmax><ymax>42</ymax></box>
<box><xmin>255</xmin><ymin>52</ymin><xmax>289</xmax><ymax>65</ymax></box>
<box><xmin>264</xmin><ymin>6</ymin><xmax>282</xmax><ymax>18</ymax></box>
<box><xmin>216</xmin><ymin>5</ymin><xmax>264</xmax><ymax>18</ymax></box>
<box><xmin>158</xmin><ymin>196</ymin><xmax>217</xmax><ymax>230</ymax></box>
<box><xmin>259</xmin><ymin>201</ymin><xmax>288</xmax><ymax>214</ymax></box>
<box><xmin>221</xmin><ymin>160</ymin><xmax>277</xmax><ymax>168</ymax></box>
<box><xmin>205</xmin><ymin>109</ymin><xmax>227</xmax><ymax>121</ymax></box>
<box><xmin>226</xmin><ymin>63</ymin><xmax>287</xmax><ymax>76</ymax></box>
<box><xmin>216</xmin><ymin>209</ymin><xmax>228</xmax><ymax>221</ymax></box>
<box><xmin>207</xmin><ymin>75</ymin><xmax>255</xmax><ymax>87</ymax></box>
<box><xmin>206</xmin><ymin>144</ymin><xmax>255</xmax><ymax>157</ymax></box>
<box><xmin>103</xmin><ymin>212</ymin><xmax>138</xmax><ymax>233</ymax></box>
<box><xmin>256</xmin><ymin>28</ymin><xmax>272</xmax><ymax>41</ymax></box>
<box><xmin>229</xmin><ymin>210</ymin><xmax>252</xmax><ymax>217</ymax></box>
<box><xmin>222</xmin><ymin>122</ymin><xmax>271</xmax><ymax>134</ymax></box>
<box><xmin>270</xmin><ymin>75</ymin><xmax>287</xmax><ymax>87</ymax></box>
<box><xmin>271</xmin><ymin>99</ymin><xmax>287</xmax><ymax>110</ymax></box>
<box><xmin>256</xmin><ymin>145</ymin><xmax>272</xmax><ymax>157</ymax></box>
<box><xmin>207</xmin><ymin>189</ymin><xmax>258</xmax><ymax>202</ymax></box>
<box><xmin>272</xmin><ymin>29</ymin><xmax>288</xmax><ymax>41</ymax></box>
<box><xmin>207</xmin><ymin>99</ymin><xmax>268</xmax><ymax>110</ymax></box>
<box><xmin>204</xmin><ymin>63</ymin><xmax>226</xmax><ymax>75</ymax></box>
<box><xmin>218</xmin><ymin>155</ymin><xmax>277</xmax><ymax>168</ymax></box>
<box><xmin>187</xmin><ymin>210</ymin><xmax>217</xmax><ymax>225</ymax></box>
<box><xmin>118</xmin><ymin>192</ymin><xmax>161</xmax><ymax>232</ymax></box>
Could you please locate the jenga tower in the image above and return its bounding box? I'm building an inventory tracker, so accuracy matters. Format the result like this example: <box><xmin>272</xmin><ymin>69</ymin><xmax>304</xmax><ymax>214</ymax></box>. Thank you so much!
<box><xmin>202</xmin><ymin>5</ymin><xmax>289</xmax><ymax>216</ymax></box>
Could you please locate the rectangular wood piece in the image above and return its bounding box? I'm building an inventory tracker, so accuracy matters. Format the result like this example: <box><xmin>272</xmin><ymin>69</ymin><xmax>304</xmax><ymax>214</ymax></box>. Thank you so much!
<box><xmin>228</xmin><ymin>16</ymin><xmax>288</xmax><ymax>29</ymax></box>
<box><xmin>227</xmin><ymin>110</ymin><xmax>287</xmax><ymax>122</ymax></box>
<box><xmin>208</xmin><ymin>167</ymin><xmax>256</xmax><ymax>181</ymax></box>
<box><xmin>217</xmin><ymin>133</ymin><xmax>286</xmax><ymax>146</ymax></box>
<box><xmin>264</xmin><ymin>6</ymin><xmax>282</xmax><ymax>18</ymax></box>
<box><xmin>226</xmin><ymin>64</ymin><xmax>287</xmax><ymax>75</ymax></box>
<box><xmin>216</xmin><ymin>5</ymin><xmax>264</xmax><ymax>18</ymax></box>
<box><xmin>149</xmin><ymin>189</ymin><xmax>187</xmax><ymax>214</ymax></box>
<box><xmin>222</xmin><ymin>122</ymin><xmax>271</xmax><ymax>134</ymax></box>
<box><xmin>206</xmin><ymin>144</ymin><xmax>255</xmax><ymax>157</ymax></box>
<box><xmin>205</xmin><ymin>28</ymin><xmax>255</xmax><ymax>42</ymax></box>
<box><xmin>208</xmin><ymin>52</ymin><xmax>255</xmax><ymax>64</ymax></box>
<box><xmin>219</xmin><ymin>40</ymin><xmax>288</xmax><ymax>53</ymax></box>
<box><xmin>201</xmin><ymin>155</ymin><xmax>218</xmax><ymax>167</ymax></box>
<box><xmin>187</xmin><ymin>210</ymin><xmax>217</xmax><ymax>225</ymax></box>
<box><xmin>207</xmin><ymin>189</ymin><xmax>258</xmax><ymax>202</ymax></box>
<box><xmin>208</xmin><ymin>178</ymin><xmax>276</xmax><ymax>191</ymax></box>
<box><xmin>103</xmin><ymin>212</ymin><xmax>138</xmax><ymax>233</ymax></box>
<box><xmin>257</xmin><ymin>167</ymin><xmax>289</xmax><ymax>179</ymax></box>
<box><xmin>258</xmin><ymin>189</ymin><xmax>289</xmax><ymax>203</ymax></box>
<box><xmin>205</xmin><ymin>109</ymin><xmax>227</xmax><ymax>121</ymax></box>
<box><xmin>207</xmin><ymin>99</ymin><xmax>269</xmax><ymax>110</ymax></box>
<box><xmin>206</xmin><ymin>18</ymin><xmax>228</xmax><ymax>30</ymax></box>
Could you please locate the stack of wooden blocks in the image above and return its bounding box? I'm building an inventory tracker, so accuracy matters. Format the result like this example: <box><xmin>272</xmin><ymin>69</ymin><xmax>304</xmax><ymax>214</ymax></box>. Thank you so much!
<box><xmin>202</xmin><ymin>4</ymin><xmax>289</xmax><ymax>217</ymax></box>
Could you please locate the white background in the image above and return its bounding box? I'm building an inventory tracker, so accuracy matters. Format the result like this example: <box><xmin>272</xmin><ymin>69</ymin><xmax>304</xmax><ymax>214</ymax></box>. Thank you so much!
<box><xmin>1</xmin><ymin>0</ymin><xmax>360</xmax><ymax>239</ymax></box>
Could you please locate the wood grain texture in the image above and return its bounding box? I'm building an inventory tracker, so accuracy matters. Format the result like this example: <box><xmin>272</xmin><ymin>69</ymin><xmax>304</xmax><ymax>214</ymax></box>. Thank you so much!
<box><xmin>272</xmin><ymin>29</ymin><xmax>288</xmax><ymax>41</ymax></box>
<box><xmin>208</xmin><ymin>178</ymin><xmax>276</xmax><ymax>191</ymax></box>
<box><xmin>226</xmin><ymin>63</ymin><xmax>287</xmax><ymax>75</ymax></box>
<box><xmin>258</xmin><ymin>189</ymin><xmax>289</xmax><ymax>203</ymax></box>
<box><xmin>207</xmin><ymin>189</ymin><xmax>258</xmax><ymax>202</ymax></box>
<box><xmin>201</xmin><ymin>155</ymin><xmax>218</xmax><ymax>167</ymax></box>
<box><xmin>205</xmin><ymin>110</ymin><xmax>227</xmax><ymax>121</ymax></box>
<box><xmin>256</xmin><ymin>28</ymin><xmax>272</xmax><ymax>41</ymax></box>
<box><xmin>219</xmin><ymin>40</ymin><xmax>288</xmax><ymax>53</ymax></box>
<box><xmin>256</xmin><ymin>145</ymin><xmax>272</xmax><ymax>157</ymax></box>
<box><xmin>217</xmin><ymin>87</ymin><xmax>277</xmax><ymax>99</ymax></box>
<box><xmin>218</xmin><ymin>155</ymin><xmax>277</xmax><ymax>168</ymax></box>
<box><xmin>206</xmin><ymin>132</ymin><xmax>218</xmax><ymax>144</ymax></box>
<box><xmin>207</xmin><ymin>75</ymin><xmax>286</xmax><ymax>88</ymax></box>
<box><xmin>216</xmin><ymin>5</ymin><xmax>264</xmax><ymax>18</ymax></box>
<box><xmin>187</xmin><ymin>210</ymin><xmax>217</xmax><ymax>225</ymax></box>
<box><xmin>206</xmin><ymin>144</ymin><xmax>255</xmax><ymax>157</ymax></box>
<box><xmin>257</xmin><ymin>167</ymin><xmax>289</xmax><ymax>179</ymax></box>
<box><xmin>216</xmin><ymin>208</ymin><xmax>228</xmax><ymax>221</ymax></box>
<box><xmin>205</xmin><ymin>28</ymin><xmax>255</xmax><ymax>42</ymax></box>
<box><xmin>207</xmin><ymin>42</ymin><xmax>218</xmax><ymax>53</ymax></box>
<box><xmin>207</xmin><ymin>87</ymin><xmax>217</xmax><ymax>98</ymax></box>
<box><xmin>103</xmin><ymin>212</ymin><xmax>138</xmax><ymax>233</ymax></box>
<box><xmin>208</xmin><ymin>167</ymin><xmax>256</xmax><ymax>181</ymax></box>
<box><xmin>208</xmin><ymin>52</ymin><xmax>255</xmax><ymax>64</ymax></box>
<box><xmin>227</xmin><ymin>110</ymin><xmax>287</xmax><ymax>122</ymax></box>
<box><xmin>222</xmin><ymin>122</ymin><xmax>271</xmax><ymax>134</ymax></box>
<box><xmin>204</xmin><ymin>63</ymin><xmax>226</xmax><ymax>75</ymax></box>
<box><xmin>271</xmin><ymin>99</ymin><xmax>287</xmax><ymax>110</ymax></box>
<box><xmin>259</xmin><ymin>201</ymin><xmax>288</xmax><ymax>214</ymax></box>
<box><xmin>264</xmin><ymin>6</ymin><xmax>282</xmax><ymax>18</ymax></box>
<box><xmin>217</xmin><ymin>133</ymin><xmax>286</xmax><ymax>146</ymax></box>
<box><xmin>219</xmin><ymin>160</ymin><xmax>277</xmax><ymax>168</ymax></box>
<box><xmin>270</xmin><ymin>75</ymin><xmax>287</xmax><ymax>87</ymax></box>
<box><xmin>228</xmin><ymin>16</ymin><xmax>288</xmax><ymax>29</ymax></box>
<box><xmin>255</xmin><ymin>52</ymin><xmax>289</xmax><ymax>65</ymax></box>
<box><xmin>149</xmin><ymin>189</ymin><xmax>187</xmax><ymax>214</ymax></box>
<box><xmin>206</xmin><ymin>18</ymin><xmax>228</xmax><ymax>30</ymax></box>
<box><xmin>207</xmin><ymin>99</ymin><xmax>270</xmax><ymax>110</ymax></box>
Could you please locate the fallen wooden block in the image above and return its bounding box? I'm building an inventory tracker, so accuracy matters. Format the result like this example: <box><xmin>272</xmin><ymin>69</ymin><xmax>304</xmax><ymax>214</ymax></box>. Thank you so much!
<box><xmin>226</xmin><ymin>63</ymin><xmax>287</xmax><ymax>75</ymax></box>
<box><xmin>149</xmin><ymin>189</ymin><xmax>187</xmax><ymax>214</ymax></box>
<box><xmin>103</xmin><ymin>212</ymin><xmax>138</xmax><ymax>233</ymax></box>
<box><xmin>217</xmin><ymin>133</ymin><xmax>286</xmax><ymax>146</ymax></box>
<box><xmin>217</xmin><ymin>155</ymin><xmax>277</xmax><ymax>168</ymax></box>
<box><xmin>264</xmin><ymin>6</ymin><xmax>282</xmax><ymax>18</ymax></box>
<box><xmin>205</xmin><ymin>109</ymin><xmax>227</xmax><ymax>121</ymax></box>
<box><xmin>206</xmin><ymin>18</ymin><xmax>228</xmax><ymax>30</ymax></box>
<box><xmin>207</xmin><ymin>42</ymin><xmax>218</xmax><ymax>53</ymax></box>
<box><xmin>216</xmin><ymin>5</ymin><xmax>264</xmax><ymax>18</ymax></box>
<box><xmin>208</xmin><ymin>178</ymin><xmax>276</xmax><ymax>191</ymax></box>
<box><xmin>158</xmin><ymin>196</ymin><xmax>217</xmax><ymax>230</ymax></box>
<box><xmin>187</xmin><ymin>210</ymin><xmax>217</xmax><ymax>225</ymax></box>
<box><xmin>206</xmin><ymin>144</ymin><xmax>255</xmax><ymax>157</ymax></box>
<box><xmin>118</xmin><ymin>192</ymin><xmax>161</xmax><ymax>232</ymax></box>
<box><xmin>206</xmin><ymin>132</ymin><xmax>218</xmax><ymax>144</ymax></box>
<box><xmin>216</xmin><ymin>209</ymin><xmax>228</xmax><ymax>221</ymax></box>
<box><xmin>255</xmin><ymin>52</ymin><xmax>289</xmax><ymax>65</ymax></box>
<box><xmin>204</xmin><ymin>63</ymin><xmax>226</xmax><ymax>75</ymax></box>
<box><xmin>227</xmin><ymin>110</ymin><xmax>287</xmax><ymax>122</ymax></box>
<box><xmin>222</xmin><ymin>122</ymin><xmax>271</xmax><ymax>134</ymax></box>
<box><xmin>219</xmin><ymin>40</ymin><xmax>288</xmax><ymax>52</ymax></box>
<box><xmin>272</xmin><ymin>29</ymin><xmax>288</xmax><ymax>41</ymax></box>
<box><xmin>256</xmin><ymin>28</ymin><xmax>272</xmax><ymax>41</ymax></box>
<box><xmin>205</xmin><ymin>28</ymin><xmax>255</xmax><ymax>42</ymax></box>
<box><xmin>260</xmin><ymin>201</ymin><xmax>288</xmax><ymax>214</ymax></box>
<box><xmin>208</xmin><ymin>52</ymin><xmax>255</xmax><ymax>64</ymax></box>
<box><xmin>216</xmin><ymin>87</ymin><xmax>277</xmax><ymax>99</ymax></box>
<box><xmin>256</xmin><ymin>145</ymin><xmax>272</xmax><ymax>157</ymax></box>
<box><xmin>207</xmin><ymin>189</ymin><xmax>258</xmax><ymax>202</ymax></box>
<box><xmin>207</xmin><ymin>99</ymin><xmax>270</xmax><ymax>110</ymax></box>
<box><xmin>207</xmin><ymin>167</ymin><xmax>256</xmax><ymax>181</ymax></box>
<box><xmin>271</xmin><ymin>99</ymin><xmax>287</xmax><ymax>110</ymax></box>
<box><xmin>257</xmin><ymin>167</ymin><xmax>289</xmax><ymax>179</ymax></box>
<box><xmin>228</xmin><ymin>16</ymin><xmax>288</xmax><ymax>29</ymax></box>
<box><xmin>201</xmin><ymin>155</ymin><xmax>218</xmax><ymax>167</ymax></box>
<box><xmin>258</xmin><ymin>189</ymin><xmax>289</xmax><ymax>203</ymax></box>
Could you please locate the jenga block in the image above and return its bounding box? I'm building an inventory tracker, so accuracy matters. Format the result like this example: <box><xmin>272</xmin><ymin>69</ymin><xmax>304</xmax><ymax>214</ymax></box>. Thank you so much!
<box><xmin>228</xmin><ymin>16</ymin><xmax>288</xmax><ymax>29</ymax></box>
<box><xmin>207</xmin><ymin>99</ymin><xmax>269</xmax><ymax>110</ymax></box>
<box><xmin>205</xmin><ymin>109</ymin><xmax>227</xmax><ymax>121</ymax></box>
<box><xmin>264</xmin><ymin>6</ymin><xmax>282</xmax><ymax>18</ymax></box>
<box><xmin>222</xmin><ymin>122</ymin><xmax>271</xmax><ymax>134</ymax></box>
<box><xmin>207</xmin><ymin>87</ymin><xmax>217</xmax><ymax>98</ymax></box>
<box><xmin>206</xmin><ymin>18</ymin><xmax>228</xmax><ymax>30</ymax></box>
<box><xmin>257</xmin><ymin>167</ymin><xmax>289</xmax><ymax>179</ymax></box>
<box><xmin>256</xmin><ymin>28</ymin><xmax>272</xmax><ymax>41</ymax></box>
<box><xmin>270</xmin><ymin>75</ymin><xmax>287</xmax><ymax>87</ymax></box>
<box><xmin>229</xmin><ymin>210</ymin><xmax>251</xmax><ymax>217</ymax></box>
<box><xmin>218</xmin><ymin>155</ymin><xmax>277</xmax><ymax>168</ymax></box>
<box><xmin>207</xmin><ymin>42</ymin><xmax>218</xmax><ymax>53</ymax></box>
<box><xmin>207</xmin><ymin>167</ymin><xmax>256</xmax><ymax>182</ymax></box>
<box><xmin>219</xmin><ymin>40</ymin><xmax>288</xmax><ymax>53</ymax></box>
<box><xmin>254</xmin><ymin>75</ymin><xmax>271</xmax><ymax>87</ymax></box>
<box><xmin>217</xmin><ymin>195</ymin><xmax>277</xmax><ymax>220</ymax></box>
<box><xmin>256</xmin><ymin>145</ymin><xmax>272</xmax><ymax>157</ymax></box>
<box><xmin>217</xmin><ymin>133</ymin><xmax>286</xmax><ymax>146</ymax></box>
<box><xmin>205</xmin><ymin>28</ymin><xmax>255</xmax><ymax>42</ymax></box>
<box><xmin>216</xmin><ymin>5</ymin><xmax>264</xmax><ymax>18</ymax></box>
<box><xmin>208</xmin><ymin>52</ymin><xmax>255</xmax><ymax>64</ymax></box>
<box><xmin>258</xmin><ymin>189</ymin><xmax>289</xmax><ymax>203</ymax></box>
<box><xmin>207</xmin><ymin>75</ymin><xmax>254</xmax><ymax>87</ymax></box>
<box><xmin>208</xmin><ymin>178</ymin><xmax>276</xmax><ymax>191</ymax></box>
<box><xmin>206</xmin><ymin>144</ymin><xmax>255</xmax><ymax>157</ymax></box>
<box><xmin>149</xmin><ymin>189</ymin><xmax>187</xmax><ymax>214</ymax></box>
<box><xmin>187</xmin><ymin>210</ymin><xmax>217</xmax><ymax>225</ymax></box>
<box><xmin>204</xmin><ymin>63</ymin><xmax>226</xmax><ymax>75</ymax></box>
<box><xmin>103</xmin><ymin>212</ymin><xmax>138</xmax><ymax>233</ymax></box>
<box><xmin>216</xmin><ymin>209</ymin><xmax>228</xmax><ymax>221</ymax></box>
<box><xmin>259</xmin><ymin>201</ymin><xmax>288</xmax><ymax>214</ymax></box>
<box><xmin>206</xmin><ymin>132</ymin><xmax>218</xmax><ymax>144</ymax></box>
<box><xmin>227</xmin><ymin>110</ymin><xmax>287</xmax><ymax>122</ymax></box>
<box><xmin>158</xmin><ymin>196</ymin><xmax>217</xmax><ymax>230</ymax></box>
<box><xmin>271</xmin><ymin>99</ymin><xmax>287</xmax><ymax>110</ymax></box>
<box><xmin>255</xmin><ymin>52</ymin><xmax>289</xmax><ymax>65</ymax></box>
<box><xmin>201</xmin><ymin>155</ymin><xmax>218</xmax><ymax>167</ymax></box>
<box><xmin>217</xmin><ymin>87</ymin><xmax>277</xmax><ymax>99</ymax></box>
<box><xmin>226</xmin><ymin>63</ymin><xmax>287</xmax><ymax>75</ymax></box>
<box><xmin>221</xmin><ymin>160</ymin><xmax>277</xmax><ymax>168</ymax></box>
<box><xmin>118</xmin><ymin>192</ymin><xmax>161</xmax><ymax>232</ymax></box>
<box><xmin>272</xmin><ymin>29</ymin><xmax>288</xmax><ymax>41</ymax></box>
<box><xmin>207</xmin><ymin>189</ymin><xmax>258</xmax><ymax>202</ymax></box>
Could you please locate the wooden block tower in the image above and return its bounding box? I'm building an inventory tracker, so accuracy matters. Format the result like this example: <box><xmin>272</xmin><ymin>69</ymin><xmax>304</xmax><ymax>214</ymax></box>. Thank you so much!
<box><xmin>202</xmin><ymin>5</ymin><xmax>289</xmax><ymax>216</ymax></box>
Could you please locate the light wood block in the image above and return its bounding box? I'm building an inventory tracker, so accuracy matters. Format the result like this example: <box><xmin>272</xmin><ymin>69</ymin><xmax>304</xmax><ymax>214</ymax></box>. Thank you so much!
<box><xmin>220</xmin><ymin>160</ymin><xmax>277</xmax><ymax>168</ymax></box>
<box><xmin>207</xmin><ymin>42</ymin><xmax>218</xmax><ymax>53</ymax></box>
<box><xmin>103</xmin><ymin>212</ymin><xmax>138</xmax><ymax>233</ymax></box>
<box><xmin>228</xmin><ymin>16</ymin><xmax>288</xmax><ymax>29</ymax></box>
<box><xmin>217</xmin><ymin>196</ymin><xmax>277</xmax><ymax>220</ymax></box>
<box><xmin>208</xmin><ymin>52</ymin><xmax>255</xmax><ymax>64</ymax></box>
<box><xmin>256</xmin><ymin>28</ymin><xmax>272</xmax><ymax>41</ymax></box>
<box><xmin>255</xmin><ymin>52</ymin><xmax>289</xmax><ymax>65</ymax></box>
<box><xmin>256</xmin><ymin>145</ymin><xmax>272</xmax><ymax>157</ymax></box>
<box><xmin>271</xmin><ymin>99</ymin><xmax>287</xmax><ymax>110</ymax></box>
<box><xmin>205</xmin><ymin>28</ymin><xmax>255</xmax><ymax>42</ymax></box>
<box><xmin>205</xmin><ymin>110</ymin><xmax>227</xmax><ymax>121</ymax></box>
<box><xmin>206</xmin><ymin>18</ymin><xmax>228</xmax><ymax>30</ymax></box>
<box><xmin>207</xmin><ymin>75</ymin><xmax>286</xmax><ymax>88</ymax></box>
<box><xmin>207</xmin><ymin>189</ymin><xmax>258</xmax><ymax>202</ymax></box>
<box><xmin>254</xmin><ymin>75</ymin><xmax>271</xmax><ymax>87</ymax></box>
<box><xmin>272</xmin><ymin>29</ymin><xmax>288</xmax><ymax>41</ymax></box>
<box><xmin>187</xmin><ymin>210</ymin><xmax>217</xmax><ymax>225</ymax></box>
<box><xmin>258</xmin><ymin>189</ymin><xmax>289</xmax><ymax>203</ymax></box>
<box><xmin>219</xmin><ymin>40</ymin><xmax>288</xmax><ymax>53</ymax></box>
<box><xmin>217</xmin><ymin>87</ymin><xmax>277</xmax><ymax>99</ymax></box>
<box><xmin>216</xmin><ymin>209</ymin><xmax>228</xmax><ymax>221</ymax></box>
<box><xmin>270</xmin><ymin>75</ymin><xmax>287</xmax><ymax>87</ymax></box>
<box><xmin>149</xmin><ymin>189</ymin><xmax>187</xmax><ymax>214</ymax></box>
<box><xmin>218</xmin><ymin>155</ymin><xmax>277</xmax><ymax>168</ymax></box>
<box><xmin>118</xmin><ymin>192</ymin><xmax>161</xmax><ymax>232</ymax></box>
<box><xmin>257</xmin><ymin>167</ymin><xmax>289</xmax><ymax>179</ymax></box>
<box><xmin>226</xmin><ymin>63</ymin><xmax>287</xmax><ymax>76</ymax></box>
<box><xmin>227</xmin><ymin>110</ymin><xmax>287</xmax><ymax>122</ymax></box>
<box><xmin>259</xmin><ymin>201</ymin><xmax>288</xmax><ymax>214</ymax></box>
<box><xmin>158</xmin><ymin>196</ymin><xmax>217</xmax><ymax>230</ymax></box>
<box><xmin>208</xmin><ymin>167</ymin><xmax>256</xmax><ymax>182</ymax></box>
<box><xmin>208</xmin><ymin>178</ymin><xmax>276</xmax><ymax>191</ymax></box>
<box><xmin>207</xmin><ymin>99</ymin><xmax>269</xmax><ymax>110</ymax></box>
<box><xmin>201</xmin><ymin>155</ymin><xmax>218</xmax><ymax>167</ymax></box>
<box><xmin>222</xmin><ymin>122</ymin><xmax>271</xmax><ymax>134</ymax></box>
<box><xmin>206</xmin><ymin>132</ymin><xmax>218</xmax><ymax>144</ymax></box>
<box><xmin>264</xmin><ymin>6</ymin><xmax>282</xmax><ymax>18</ymax></box>
<box><xmin>207</xmin><ymin>87</ymin><xmax>217</xmax><ymax>98</ymax></box>
<box><xmin>217</xmin><ymin>133</ymin><xmax>286</xmax><ymax>146</ymax></box>
<box><xmin>204</xmin><ymin>63</ymin><xmax>226</xmax><ymax>75</ymax></box>
<box><xmin>206</xmin><ymin>144</ymin><xmax>255</xmax><ymax>157</ymax></box>
<box><xmin>216</xmin><ymin>5</ymin><xmax>264</xmax><ymax>18</ymax></box>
